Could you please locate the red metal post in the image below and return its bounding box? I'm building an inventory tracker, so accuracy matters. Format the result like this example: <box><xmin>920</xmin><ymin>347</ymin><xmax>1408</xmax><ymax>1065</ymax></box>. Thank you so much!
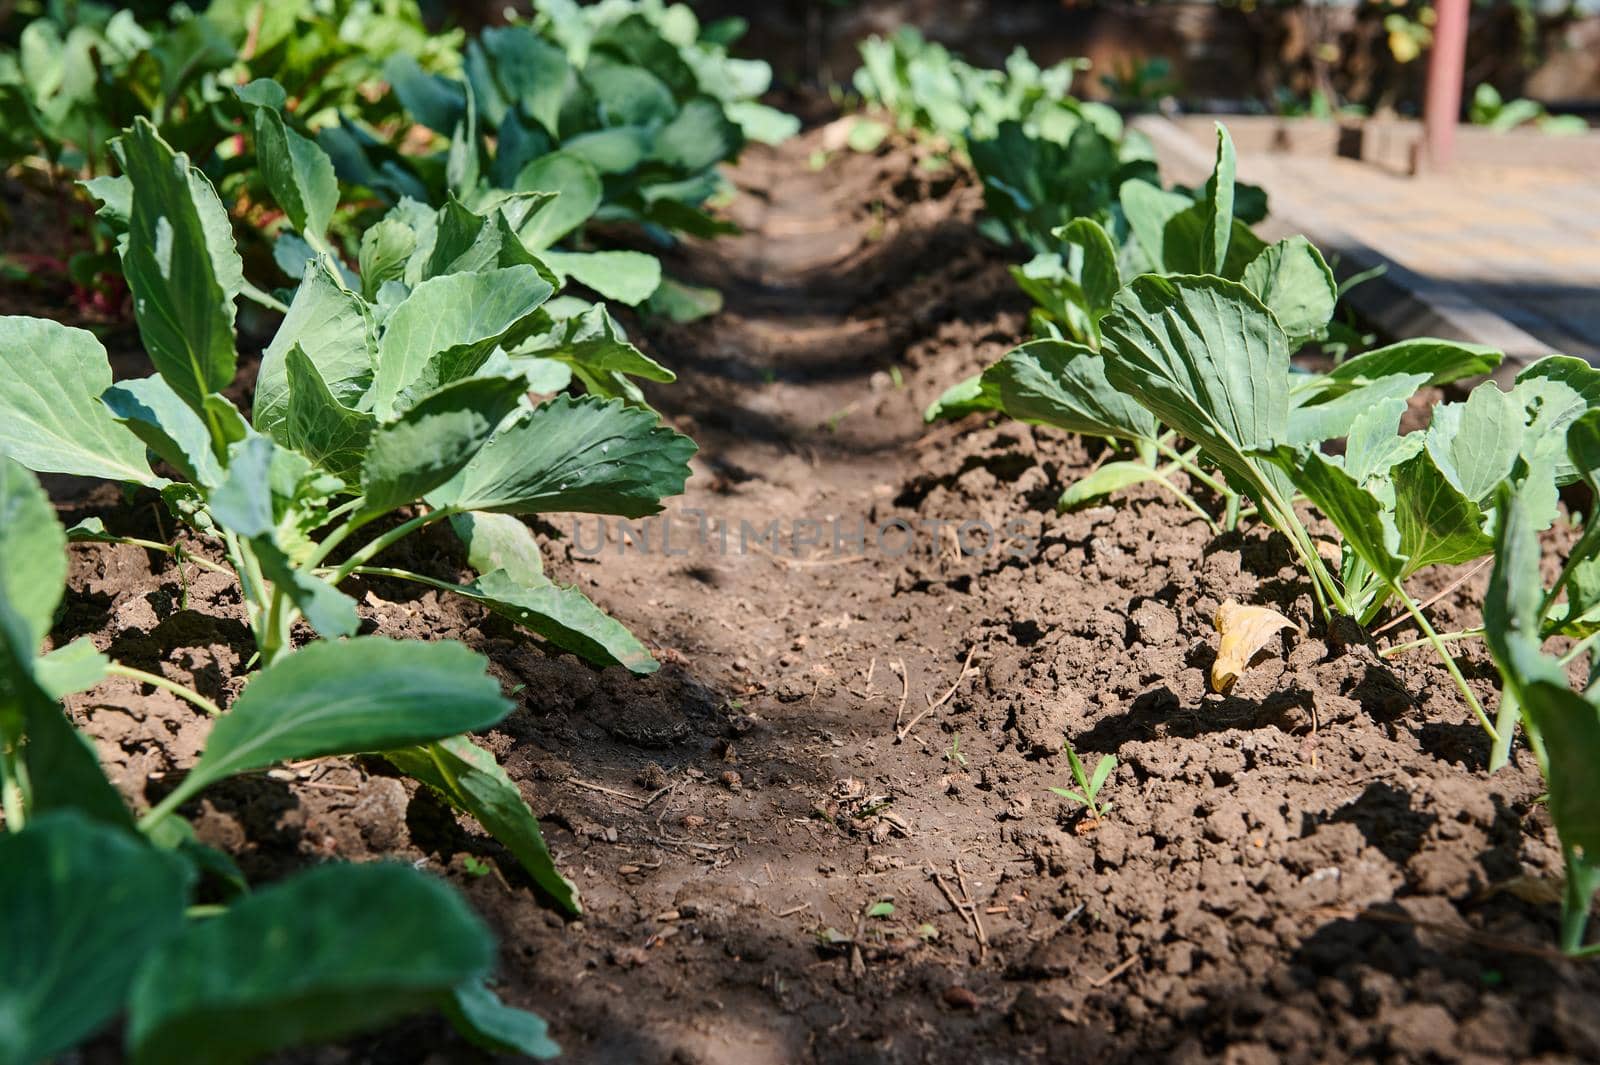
<box><xmin>1422</xmin><ymin>0</ymin><xmax>1470</xmax><ymax>170</ymax></box>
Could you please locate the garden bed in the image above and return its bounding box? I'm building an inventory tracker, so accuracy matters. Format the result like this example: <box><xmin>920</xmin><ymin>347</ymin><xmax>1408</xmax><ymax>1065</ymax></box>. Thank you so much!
<box><xmin>42</xmin><ymin>121</ymin><xmax>1600</xmax><ymax>1063</ymax></box>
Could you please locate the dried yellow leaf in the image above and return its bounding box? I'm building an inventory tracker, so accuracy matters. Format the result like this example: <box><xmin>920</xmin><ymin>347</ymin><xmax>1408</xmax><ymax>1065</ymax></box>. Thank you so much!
<box><xmin>1211</xmin><ymin>600</ymin><xmax>1296</xmax><ymax>693</ymax></box>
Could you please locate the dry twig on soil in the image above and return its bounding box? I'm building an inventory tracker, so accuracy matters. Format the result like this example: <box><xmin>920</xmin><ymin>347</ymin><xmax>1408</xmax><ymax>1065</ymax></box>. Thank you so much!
<box><xmin>897</xmin><ymin>643</ymin><xmax>979</xmax><ymax>741</ymax></box>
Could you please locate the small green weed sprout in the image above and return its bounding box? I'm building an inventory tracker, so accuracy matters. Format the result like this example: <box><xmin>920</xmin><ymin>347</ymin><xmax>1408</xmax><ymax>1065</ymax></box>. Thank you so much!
<box><xmin>1050</xmin><ymin>741</ymin><xmax>1115</xmax><ymax>820</ymax></box>
<box><xmin>945</xmin><ymin>734</ymin><xmax>967</xmax><ymax>767</ymax></box>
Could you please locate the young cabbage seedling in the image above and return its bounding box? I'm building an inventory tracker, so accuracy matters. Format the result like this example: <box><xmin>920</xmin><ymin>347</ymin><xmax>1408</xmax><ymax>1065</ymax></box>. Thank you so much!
<box><xmin>1483</xmin><ymin>443</ymin><xmax>1600</xmax><ymax>956</ymax></box>
<box><xmin>323</xmin><ymin>3</ymin><xmax>797</xmax><ymax>318</ymax></box>
<box><xmin>0</xmin><ymin>460</ymin><xmax>561</xmax><ymax>1061</ymax></box>
<box><xmin>929</xmin><ymin>127</ymin><xmax>1332</xmax><ymax>527</ymax></box>
<box><xmin>0</xmin><ymin>118</ymin><xmax>695</xmax><ymax>675</ymax></box>
<box><xmin>853</xmin><ymin>27</ymin><xmax>1091</xmax><ymax>151</ymax></box>
<box><xmin>0</xmin><ymin>120</ymin><xmax>676</xmax><ymax>918</ymax></box>
<box><xmin>1050</xmin><ymin>740</ymin><xmax>1115</xmax><ymax>821</ymax></box>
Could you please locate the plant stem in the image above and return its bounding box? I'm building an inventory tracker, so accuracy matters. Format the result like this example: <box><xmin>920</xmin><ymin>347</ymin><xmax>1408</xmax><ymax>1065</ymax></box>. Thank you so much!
<box><xmin>239</xmin><ymin>280</ymin><xmax>289</xmax><ymax>314</ymax></box>
<box><xmin>106</xmin><ymin>664</ymin><xmax>222</xmax><ymax>716</ymax></box>
<box><xmin>1259</xmin><ymin>489</ymin><xmax>1348</xmax><ymax>619</ymax></box>
<box><xmin>221</xmin><ymin>529</ymin><xmax>264</xmax><ymax>630</ymax></box>
<box><xmin>327</xmin><ymin>508</ymin><xmax>456</xmax><ymax>586</ymax></box>
<box><xmin>1559</xmin><ymin>630</ymin><xmax>1600</xmax><ymax>667</ymax></box>
<box><xmin>138</xmin><ymin>783</ymin><xmax>191</xmax><ymax>833</ymax></box>
<box><xmin>257</xmin><ymin>586</ymin><xmax>292</xmax><ymax>668</ymax></box>
<box><xmin>302</xmin><ymin>506</ymin><xmax>374</xmax><ymax>571</ymax></box>
<box><xmin>1224</xmin><ymin>493</ymin><xmax>1242</xmax><ymax>531</ymax></box>
<box><xmin>231</xmin><ymin>535</ymin><xmax>273</xmax><ymax>650</ymax></box>
<box><xmin>1379</xmin><ymin>627</ymin><xmax>1484</xmax><ymax>658</ymax></box>
<box><xmin>1488</xmin><ymin>686</ymin><xmax>1520</xmax><ymax>773</ymax></box>
<box><xmin>96</xmin><ymin>534</ymin><xmax>232</xmax><ymax>575</ymax></box>
<box><xmin>1389</xmin><ymin>582</ymin><xmax>1498</xmax><ymax>742</ymax></box>
<box><xmin>324</xmin><ymin>496</ymin><xmax>365</xmax><ymax>524</ymax></box>
<box><xmin>337</xmin><ymin>565</ymin><xmax>465</xmax><ymax>596</ymax></box>
<box><xmin>1</xmin><ymin>745</ymin><xmax>27</xmax><ymax>831</ymax></box>
<box><xmin>1539</xmin><ymin>518</ymin><xmax>1600</xmax><ymax>623</ymax></box>
<box><xmin>1148</xmin><ymin>471</ymin><xmax>1220</xmax><ymax>533</ymax></box>
<box><xmin>1561</xmin><ymin>846</ymin><xmax>1600</xmax><ymax>956</ymax></box>
<box><xmin>1154</xmin><ymin>441</ymin><xmax>1231</xmax><ymax>498</ymax></box>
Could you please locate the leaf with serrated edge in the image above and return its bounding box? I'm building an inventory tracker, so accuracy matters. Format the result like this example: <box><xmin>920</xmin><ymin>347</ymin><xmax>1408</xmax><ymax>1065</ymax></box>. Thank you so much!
<box><xmin>256</xmin><ymin>258</ymin><xmax>375</xmax><ymax>440</ymax></box>
<box><xmin>1241</xmin><ymin>236</ymin><xmax>1336</xmax><ymax>345</ymax></box>
<box><xmin>513</xmin><ymin>304</ymin><xmax>674</xmax><ymax>387</ymax></box>
<box><xmin>1391</xmin><ymin>450</ymin><xmax>1494</xmax><ymax>576</ymax></box>
<box><xmin>1425</xmin><ymin>383</ymin><xmax>1523</xmax><ymax>505</ymax></box>
<box><xmin>371</xmin><ymin>265</ymin><xmax>553</xmax><ymax>420</ymax></box>
<box><xmin>1340</xmin><ymin>397</ymin><xmax>1423</xmax><ymax>488</ymax></box>
<box><xmin>1100</xmin><ymin>274</ymin><xmax>1288</xmax><ymax>503</ymax></box>
<box><xmin>985</xmin><ymin>339</ymin><xmax>1157</xmax><ymax>442</ymax></box>
<box><xmin>1516</xmin><ymin>356</ymin><xmax>1600</xmax><ymax>484</ymax></box>
<box><xmin>361</xmin><ymin>375</ymin><xmax>527</xmax><ymax>515</ymax></box>
<box><xmin>283</xmin><ymin>347</ymin><xmax>376</xmax><ymax>482</ymax></box>
<box><xmin>1289</xmin><ymin>372</ymin><xmax>1428</xmax><ymax>446</ymax></box>
<box><xmin>428</xmin><ymin>393</ymin><xmax>695</xmax><ymax>518</ymax></box>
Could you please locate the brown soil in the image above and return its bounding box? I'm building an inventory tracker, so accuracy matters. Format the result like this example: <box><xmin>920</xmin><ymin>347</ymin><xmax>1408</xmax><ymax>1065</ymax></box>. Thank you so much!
<box><xmin>41</xmin><ymin>125</ymin><xmax>1600</xmax><ymax>1063</ymax></box>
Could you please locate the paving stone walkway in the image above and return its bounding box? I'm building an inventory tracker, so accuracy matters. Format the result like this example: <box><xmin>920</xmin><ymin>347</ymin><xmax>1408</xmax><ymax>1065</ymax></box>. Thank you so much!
<box><xmin>1139</xmin><ymin>117</ymin><xmax>1600</xmax><ymax>363</ymax></box>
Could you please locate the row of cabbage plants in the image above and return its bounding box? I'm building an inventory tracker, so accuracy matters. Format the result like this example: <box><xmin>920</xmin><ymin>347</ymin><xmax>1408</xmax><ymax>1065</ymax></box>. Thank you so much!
<box><xmin>858</xmin><ymin>29</ymin><xmax>1600</xmax><ymax>957</ymax></box>
<box><xmin>0</xmin><ymin>3</ymin><xmax>793</xmax><ymax>1061</ymax></box>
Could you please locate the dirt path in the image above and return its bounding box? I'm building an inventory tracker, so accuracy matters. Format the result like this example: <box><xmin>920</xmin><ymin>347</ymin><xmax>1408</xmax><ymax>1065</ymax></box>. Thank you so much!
<box><xmin>49</xmin><ymin>127</ymin><xmax>1600</xmax><ymax>1063</ymax></box>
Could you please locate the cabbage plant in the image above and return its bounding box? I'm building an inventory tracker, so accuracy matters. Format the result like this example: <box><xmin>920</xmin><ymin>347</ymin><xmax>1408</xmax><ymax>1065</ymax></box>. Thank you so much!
<box><xmin>14</xmin><ymin>119</ymin><xmax>696</xmax><ymax>675</ymax></box>
<box><xmin>227</xmin><ymin>79</ymin><xmax>681</xmax><ymax>411</ymax></box>
<box><xmin>853</xmin><ymin>26</ymin><xmax>1087</xmax><ymax>148</ymax></box>
<box><xmin>1483</xmin><ymin>426</ymin><xmax>1600</xmax><ymax>955</ymax></box>
<box><xmin>321</xmin><ymin>0</ymin><xmax>796</xmax><ymax>315</ymax></box>
<box><xmin>0</xmin><ymin>459</ymin><xmax>560</xmax><ymax>1063</ymax></box>
<box><xmin>0</xmin><ymin>119</ymin><xmax>694</xmax><ymax>917</ymax></box>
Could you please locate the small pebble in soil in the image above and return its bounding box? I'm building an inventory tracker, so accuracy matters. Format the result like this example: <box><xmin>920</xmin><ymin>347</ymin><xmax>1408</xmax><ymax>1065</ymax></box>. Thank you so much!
<box><xmin>943</xmin><ymin>986</ymin><xmax>980</xmax><ymax>1010</ymax></box>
